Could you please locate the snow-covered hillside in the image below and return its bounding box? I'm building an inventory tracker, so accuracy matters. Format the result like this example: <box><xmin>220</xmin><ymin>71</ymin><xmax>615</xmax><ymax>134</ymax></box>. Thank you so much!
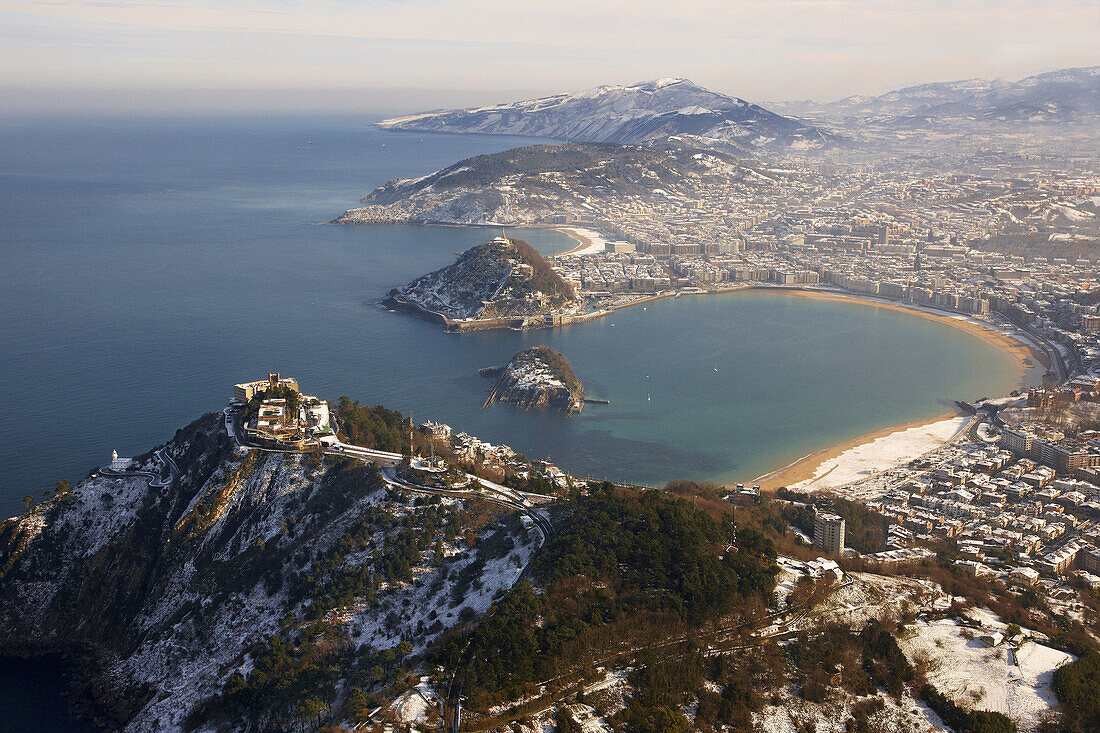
<box><xmin>0</xmin><ymin>412</ymin><xmax>542</xmax><ymax>731</ymax></box>
<box><xmin>486</xmin><ymin>346</ymin><xmax>586</xmax><ymax>414</ymax></box>
<box><xmin>386</xmin><ymin>237</ymin><xmax>581</xmax><ymax>323</ymax></box>
<box><xmin>783</xmin><ymin>66</ymin><xmax>1100</xmax><ymax>127</ymax></box>
<box><xmin>378</xmin><ymin>78</ymin><xmax>831</xmax><ymax>151</ymax></box>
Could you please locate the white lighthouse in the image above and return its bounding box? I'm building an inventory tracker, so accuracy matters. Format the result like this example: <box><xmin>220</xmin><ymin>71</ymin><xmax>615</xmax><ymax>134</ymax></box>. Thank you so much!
<box><xmin>110</xmin><ymin>449</ymin><xmax>131</xmax><ymax>471</ymax></box>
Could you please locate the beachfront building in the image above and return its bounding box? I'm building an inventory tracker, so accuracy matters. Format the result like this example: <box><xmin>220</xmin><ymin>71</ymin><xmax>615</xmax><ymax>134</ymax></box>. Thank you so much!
<box><xmin>814</xmin><ymin>512</ymin><xmax>846</xmax><ymax>554</ymax></box>
<box><xmin>1001</xmin><ymin>423</ymin><xmax>1100</xmax><ymax>476</ymax></box>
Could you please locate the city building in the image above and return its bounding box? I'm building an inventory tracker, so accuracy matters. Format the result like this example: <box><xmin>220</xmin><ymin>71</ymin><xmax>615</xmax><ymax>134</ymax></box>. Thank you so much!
<box><xmin>813</xmin><ymin>512</ymin><xmax>846</xmax><ymax>554</ymax></box>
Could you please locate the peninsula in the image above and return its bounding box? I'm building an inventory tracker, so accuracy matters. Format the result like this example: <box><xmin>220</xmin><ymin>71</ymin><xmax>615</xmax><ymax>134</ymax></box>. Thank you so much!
<box><xmin>385</xmin><ymin>235</ymin><xmax>583</xmax><ymax>330</ymax></box>
<box><xmin>482</xmin><ymin>346</ymin><xmax>586</xmax><ymax>414</ymax></box>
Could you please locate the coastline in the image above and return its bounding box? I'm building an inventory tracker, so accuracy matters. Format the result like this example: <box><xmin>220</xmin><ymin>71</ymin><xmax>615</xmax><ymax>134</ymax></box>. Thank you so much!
<box><xmin>753</xmin><ymin>413</ymin><xmax>965</xmax><ymax>492</ymax></box>
<box><xmin>548</xmin><ymin>226</ymin><xmax>609</xmax><ymax>256</ymax></box>
<box><xmin>744</xmin><ymin>288</ymin><xmax>1039</xmax><ymax>493</ymax></box>
<box><xmin>388</xmin><ymin>271</ymin><xmax>1040</xmax><ymax>490</ymax></box>
<box><xmin>771</xmin><ymin>288</ymin><xmax>1042</xmax><ymax>378</ymax></box>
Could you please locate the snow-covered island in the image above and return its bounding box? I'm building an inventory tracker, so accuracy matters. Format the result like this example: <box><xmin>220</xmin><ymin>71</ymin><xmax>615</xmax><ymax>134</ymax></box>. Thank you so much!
<box><xmin>483</xmin><ymin>346</ymin><xmax>586</xmax><ymax>414</ymax></box>
<box><xmin>384</xmin><ymin>235</ymin><xmax>583</xmax><ymax>329</ymax></box>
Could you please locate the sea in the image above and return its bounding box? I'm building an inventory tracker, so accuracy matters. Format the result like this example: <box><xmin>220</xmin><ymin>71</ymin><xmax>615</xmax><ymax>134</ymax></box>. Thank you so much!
<box><xmin>0</xmin><ymin>113</ymin><xmax>1028</xmax><ymax>728</ymax></box>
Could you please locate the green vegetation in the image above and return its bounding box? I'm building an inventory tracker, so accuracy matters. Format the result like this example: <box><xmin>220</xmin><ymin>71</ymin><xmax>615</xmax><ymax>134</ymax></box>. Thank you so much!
<box><xmin>787</xmin><ymin>621</ymin><xmax>912</xmax><ymax>701</ymax></box>
<box><xmin>193</xmin><ymin>621</ymin><xmax>413</xmax><ymax>731</ymax></box>
<box><xmin>921</xmin><ymin>684</ymin><xmax>1016</xmax><ymax>733</ymax></box>
<box><xmin>240</xmin><ymin>384</ymin><xmax>299</xmax><ymax>424</ymax></box>
<box><xmin>508</xmin><ymin>239</ymin><xmax>576</xmax><ymax>301</ymax></box>
<box><xmin>333</xmin><ymin>397</ymin><xmax>409</xmax><ymax>452</ymax></box>
<box><xmin>1052</xmin><ymin>649</ymin><xmax>1100</xmax><ymax>733</ymax></box>
<box><xmin>776</xmin><ymin>487</ymin><xmax>886</xmax><ymax>554</ymax></box>
<box><xmin>692</xmin><ymin>646</ymin><xmax>785</xmax><ymax>730</ymax></box>
<box><xmin>432</xmin><ymin>484</ymin><xmax>778</xmax><ymax>709</ymax></box>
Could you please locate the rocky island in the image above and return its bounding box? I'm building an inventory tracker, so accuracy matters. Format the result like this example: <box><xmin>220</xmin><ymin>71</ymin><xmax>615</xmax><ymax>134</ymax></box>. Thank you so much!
<box><xmin>482</xmin><ymin>346</ymin><xmax>586</xmax><ymax>414</ymax></box>
<box><xmin>385</xmin><ymin>235</ymin><xmax>583</xmax><ymax>330</ymax></box>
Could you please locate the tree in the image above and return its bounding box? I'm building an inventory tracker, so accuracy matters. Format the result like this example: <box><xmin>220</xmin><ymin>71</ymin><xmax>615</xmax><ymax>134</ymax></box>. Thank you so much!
<box><xmin>345</xmin><ymin>688</ymin><xmax>374</xmax><ymax>721</ymax></box>
<box><xmin>23</xmin><ymin>495</ymin><xmax>33</xmax><ymax>510</ymax></box>
<box><xmin>296</xmin><ymin>696</ymin><xmax>328</xmax><ymax>729</ymax></box>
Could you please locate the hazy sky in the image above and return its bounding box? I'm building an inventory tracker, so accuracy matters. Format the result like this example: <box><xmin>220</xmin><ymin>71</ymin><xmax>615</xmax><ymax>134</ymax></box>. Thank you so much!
<box><xmin>1</xmin><ymin>0</ymin><xmax>1097</xmax><ymax>114</ymax></box>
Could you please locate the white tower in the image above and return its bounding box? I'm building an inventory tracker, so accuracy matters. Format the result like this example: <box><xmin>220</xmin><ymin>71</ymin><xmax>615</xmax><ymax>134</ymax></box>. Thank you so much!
<box><xmin>112</xmin><ymin>449</ymin><xmax>118</xmax><ymax>463</ymax></box>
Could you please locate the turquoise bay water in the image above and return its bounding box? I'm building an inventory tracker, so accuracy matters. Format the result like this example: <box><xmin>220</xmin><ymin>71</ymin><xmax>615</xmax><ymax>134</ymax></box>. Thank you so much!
<box><xmin>0</xmin><ymin>113</ymin><xmax>1030</xmax><ymax>727</ymax></box>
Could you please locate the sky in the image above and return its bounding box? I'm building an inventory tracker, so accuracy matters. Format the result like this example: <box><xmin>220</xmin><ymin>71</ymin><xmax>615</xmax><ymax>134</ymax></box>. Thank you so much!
<box><xmin>1</xmin><ymin>0</ymin><xmax>1097</xmax><ymax>115</ymax></box>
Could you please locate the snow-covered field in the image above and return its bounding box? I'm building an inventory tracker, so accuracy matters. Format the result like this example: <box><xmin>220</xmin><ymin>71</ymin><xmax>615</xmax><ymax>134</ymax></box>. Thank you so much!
<box><xmin>787</xmin><ymin>572</ymin><xmax>948</xmax><ymax>634</ymax></box>
<box><xmin>791</xmin><ymin>417</ymin><xmax>967</xmax><ymax>493</ymax></box>
<box><xmin>752</xmin><ymin>687</ymin><xmax>945</xmax><ymax>733</ymax></box>
<box><xmin>389</xmin><ymin>676</ymin><xmax>440</xmax><ymax>725</ymax></box>
<box><xmin>899</xmin><ymin>618</ymin><xmax>1074</xmax><ymax>731</ymax></box>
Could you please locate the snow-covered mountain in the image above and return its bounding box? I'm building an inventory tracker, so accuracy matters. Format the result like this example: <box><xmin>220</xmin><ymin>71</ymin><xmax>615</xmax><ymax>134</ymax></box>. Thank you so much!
<box><xmin>378</xmin><ymin>78</ymin><xmax>831</xmax><ymax>150</ymax></box>
<box><xmin>782</xmin><ymin>66</ymin><xmax>1100</xmax><ymax>126</ymax></box>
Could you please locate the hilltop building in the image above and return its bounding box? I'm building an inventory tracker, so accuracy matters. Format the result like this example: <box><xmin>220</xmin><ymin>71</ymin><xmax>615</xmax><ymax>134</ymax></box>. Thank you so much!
<box><xmin>235</xmin><ymin>374</ymin><xmax>335</xmax><ymax>449</ymax></box>
<box><xmin>234</xmin><ymin>372</ymin><xmax>299</xmax><ymax>403</ymax></box>
<box><xmin>814</xmin><ymin>512</ymin><xmax>846</xmax><ymax>554</ymax></box>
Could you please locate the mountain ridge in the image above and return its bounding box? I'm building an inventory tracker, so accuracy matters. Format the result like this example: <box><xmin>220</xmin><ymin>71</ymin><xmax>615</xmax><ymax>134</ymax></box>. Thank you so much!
<box><xmin>776</xmin><ymin>65</ymin><xmax>1100</xmax><ymax>126</ymax></box>
<box><xmin>378</xmin><ymin>78</ymin><xmax>831</xmax><ymax>151</ymax></box>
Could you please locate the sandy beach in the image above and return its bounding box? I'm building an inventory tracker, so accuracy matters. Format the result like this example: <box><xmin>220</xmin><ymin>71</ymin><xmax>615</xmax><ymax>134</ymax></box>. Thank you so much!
<box><xmin>774</xmin><ymin>288</ymin><xmax>1044</xmax><ymax>377</ymax></box>
<box><xmin>551</xmin><ymin>226</ymin><xmax>609</xmax><ymax>256</ymax></box>
<box><xmin>754</xmin><ymin>415</ymin><xmax>967</xmax><ymax>492</ymax></box>
<box><xmin>747</xmin><ymin>288</ymin><xmax>1041</xmax><ymax>492</ymax></box>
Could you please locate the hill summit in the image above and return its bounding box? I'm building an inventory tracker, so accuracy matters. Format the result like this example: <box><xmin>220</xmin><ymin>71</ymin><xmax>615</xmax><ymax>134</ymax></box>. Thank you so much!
<box><xmin>386</xmin><ymin>237</ymin><xmax>581</xmax><ymax>325</ymax></box>
<box><xmin>378</xmin><ymin>78</ymin><xmax>830</xmax><ymax>151</ymax></box>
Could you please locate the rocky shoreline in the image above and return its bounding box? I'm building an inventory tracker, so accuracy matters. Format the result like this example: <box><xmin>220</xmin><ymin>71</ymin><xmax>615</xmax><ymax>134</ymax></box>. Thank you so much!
<box><xmin>483</xmin><ymin>346</ymin><xmax>586</xmax><ymax>414</ymax></box>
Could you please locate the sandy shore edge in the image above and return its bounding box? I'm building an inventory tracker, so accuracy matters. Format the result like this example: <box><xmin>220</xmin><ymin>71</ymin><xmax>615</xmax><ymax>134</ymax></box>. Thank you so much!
<box><xmin>773</xmin><ymin>288</ymin><xmax>1041</xmax><ymax>376</ymax></box>
<box><xmin>548</xmin><ymin>226</ymin><xmax>607</xmax><ymax>256</ymax></box>
<box><xmin>752</xmin><ymin>412</ymin><xmax>962</xmax><ymax>491</ymax></box>
<box><xmin>739</xmin><ymin>288</ymin><xmax>1040</xmax><ymax>492</ymax></box>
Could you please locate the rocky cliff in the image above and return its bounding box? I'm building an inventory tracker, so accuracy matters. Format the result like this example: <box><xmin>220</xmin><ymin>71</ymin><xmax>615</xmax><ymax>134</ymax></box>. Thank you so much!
<box><xmin>0</xmin><ymin>411</ymin><xmax>540</xmax><ymax>731</ymax></box>
<box><xmin>485</xmin><ymin>346</ymin><xmax>585</xmax><ymax>414</ymax></box>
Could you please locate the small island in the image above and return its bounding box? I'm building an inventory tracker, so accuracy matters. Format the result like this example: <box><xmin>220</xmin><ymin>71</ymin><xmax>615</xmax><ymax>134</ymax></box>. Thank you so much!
<box><xmin>384</xmin><ymin>235</ymin><xmax>584</xmax><ymax>331</ymax></box>
<box><xmin>483</xmin><ymin>346</ymin><xmax>586</xmax><ymax>414</ymax></box>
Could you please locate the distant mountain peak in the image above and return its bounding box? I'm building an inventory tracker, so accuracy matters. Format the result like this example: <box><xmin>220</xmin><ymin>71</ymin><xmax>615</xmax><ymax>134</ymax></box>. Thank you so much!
<box><xmin>813</xmin><ymin>65</ymin><xmax>1100</xmax><ymax>126</ymax></box>
<box><xmin>378</xmin><ymin>79</ymin><xmax>828</xmax><ymax>151</ymax></box>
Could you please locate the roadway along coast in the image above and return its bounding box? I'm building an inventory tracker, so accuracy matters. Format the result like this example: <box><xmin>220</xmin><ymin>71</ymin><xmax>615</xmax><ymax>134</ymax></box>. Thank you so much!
<box><xmin>223</xmin><ymin>404</ymin><xmax>554</xmax><ymax>540</ymax></box>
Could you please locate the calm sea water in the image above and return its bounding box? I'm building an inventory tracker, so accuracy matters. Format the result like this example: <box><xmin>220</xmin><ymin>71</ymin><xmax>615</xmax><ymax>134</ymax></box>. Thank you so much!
<box><xmin>0</xmin><ymin>115</ymin><xmax>1030</xmax><ymax>515</ymax></box>
<box><xmin>0</xmin><ymin>113</ymin><xmax>1027</xmax><ymax>727</ymax></box>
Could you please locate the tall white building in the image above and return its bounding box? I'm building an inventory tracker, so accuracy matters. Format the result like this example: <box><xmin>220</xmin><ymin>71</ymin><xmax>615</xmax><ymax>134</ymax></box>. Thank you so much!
<box><xmin>814</xmin><ymin>512</ymin><xmax>846</xmax><ymax>554</ymax></box>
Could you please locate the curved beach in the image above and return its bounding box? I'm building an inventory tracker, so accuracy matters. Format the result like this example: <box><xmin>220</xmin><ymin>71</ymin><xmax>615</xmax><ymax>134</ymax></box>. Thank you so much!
<box><xmin>749</xmin><ymin>288</ymin><xmax>1041</xmax><ymax>492</ymax></box>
